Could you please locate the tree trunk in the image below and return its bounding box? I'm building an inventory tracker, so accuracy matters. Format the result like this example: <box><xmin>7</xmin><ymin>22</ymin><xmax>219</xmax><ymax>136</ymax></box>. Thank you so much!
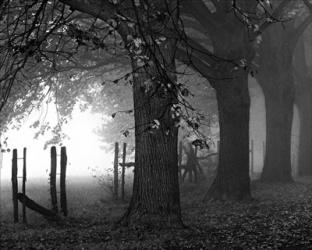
<box><xmin>257</xmin><ymin>23</ymin><xmax>296</xmax><ymax>182</ymax></box>
<box><xmin>119</xmin><ymin>38</ymin><xmax>183</xmax><ymax>227</ymax></box>
<box><xmin>205</xmin><ymin>71</ymin><xmax>251</xmax><ymax>201</ymax></box>
<box><xmin>296</xmin><ymin>89</ymin><xmax>312</xmax><ymax>176</ymax></box>
<box><xmin>293</xmin><ymin>37</ymin><xmax>312</xmax><ymax>176</ymax></box>
<box><xmin>260</xmin><ymin>77</ymin><xmax>294</xmax><ymax>182</ymax></box>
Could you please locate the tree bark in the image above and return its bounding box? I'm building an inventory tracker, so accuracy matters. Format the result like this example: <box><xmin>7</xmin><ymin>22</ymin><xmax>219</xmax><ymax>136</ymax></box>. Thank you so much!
<box><xmin>296</xmin><ymin>89</ymin><xmax>312</xmax><ymax>176</ymax></box>
<box><xmin>257</xmin><ymin>23</ymin><xmax>297</xmax><ymax>182</ymax></box>
<box><xmin>119</xmin><ymin>48</ymin><xmax>182</xmax><ymax>227</ymax></box>
<box><xmin>260</xmin><ymin>80</ymin><xmax>294</xmax><ymax>182</ymax></box>
<box><xmin>119</xmin><ymin>2</ymin><xmax>183</xmax><ymax>227</ymax></box>
<box><xmin>293</xmin><ymin>37</ymin><xmax>312</xmax><ymax>176</ymax></box>
<box><xmin>195</xmin><ymin>12</ymin><xmax>255</xmax><ymax>201</ymax></box>
<box><xmin>205</xmin><ymin>71</ymin><xmax>251</xmax><ymax>201</ymax></box>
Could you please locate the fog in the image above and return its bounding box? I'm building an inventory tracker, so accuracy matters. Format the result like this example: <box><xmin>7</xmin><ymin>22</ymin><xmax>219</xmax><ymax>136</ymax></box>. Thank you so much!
<box><xmin>0</xmin><ymin>105</ymin><xmax>113</xmax><ymax>180</ymax></box>
<box><xmin>0</xmin><ymin>76</ymin><xmax>301</xmax><ymax>181</ymax></box>
<box><xmin>249</xmin><ymin>77</ymin><xmax>300</xmax><ymax>176</ymax></box>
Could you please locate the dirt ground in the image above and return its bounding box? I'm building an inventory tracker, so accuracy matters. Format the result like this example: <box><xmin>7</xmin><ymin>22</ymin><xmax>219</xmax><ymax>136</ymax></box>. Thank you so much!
<box><xmin>2</xmin><ymin>177</ymin><xmax>312</xmax><ymax>249</ymax></box>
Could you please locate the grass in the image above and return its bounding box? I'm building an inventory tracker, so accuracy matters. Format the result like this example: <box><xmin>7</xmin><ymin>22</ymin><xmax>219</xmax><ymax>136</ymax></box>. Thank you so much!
<box><xmin>2</xmin><ymin>176</ymin><xmax>312</xmax><ymax>249</ymax></box>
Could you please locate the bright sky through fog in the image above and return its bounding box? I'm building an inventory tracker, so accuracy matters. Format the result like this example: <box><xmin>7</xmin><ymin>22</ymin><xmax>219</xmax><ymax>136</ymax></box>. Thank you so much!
<box><xmin>0</xmin><ymin>101</ymin><xmax>114</xmax><ymax>179</ymax></box>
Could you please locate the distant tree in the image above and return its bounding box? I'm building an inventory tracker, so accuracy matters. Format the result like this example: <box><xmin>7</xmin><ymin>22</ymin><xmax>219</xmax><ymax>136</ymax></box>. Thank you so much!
<box><xmin>293</xmin><ymin>30</ymin><xmax>312</xmax><ymax>176</ymax></box>
<box><xmin>257</xmin><ymin>0</ymin><xmax>312</xmax><ymax>182</ymax></box>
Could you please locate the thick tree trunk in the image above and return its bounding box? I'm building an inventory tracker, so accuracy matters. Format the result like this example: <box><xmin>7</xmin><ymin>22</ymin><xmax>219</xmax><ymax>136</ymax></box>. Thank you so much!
<box><xmin>294</xmin><ymin>38</ymin><xmax>312</xmax><ymax>176</ymax></box>
<box><xmin>296</xmin><ymin>89</ymin><xmax>312</xmax><ymax>176</ymax></box>
<box><xmin>257</xmin><ymin>23</ymin><xmax>297</xmax><ymax>182</ymax></box>
<box><xmin>205</xmin><ymin>71</ymin><xmax>251</xmax><ymax>201</ymax></box>
<box><xmin>120</xmin><ymin>38</ymin><xmax>183</xmax><ymax>227</ymax></box>
<box><xmin>260</xmin><ymin>77</ymin><xmax>294</xmax><ymax>182</ymax></box>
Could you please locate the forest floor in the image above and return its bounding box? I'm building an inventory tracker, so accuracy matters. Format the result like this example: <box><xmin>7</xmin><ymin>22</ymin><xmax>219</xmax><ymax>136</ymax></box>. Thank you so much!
<box><xmin>2</xmin><ymin>177</ymin><xmax>312</xmax><ymax>249</ymax></box>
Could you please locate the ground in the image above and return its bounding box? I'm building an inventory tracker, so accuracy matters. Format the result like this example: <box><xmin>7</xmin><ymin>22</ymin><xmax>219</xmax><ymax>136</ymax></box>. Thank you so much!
<box><xmin>2</xmin><ymin>177</ymin><xmax>312</xmax><ymax>249</ymax></box>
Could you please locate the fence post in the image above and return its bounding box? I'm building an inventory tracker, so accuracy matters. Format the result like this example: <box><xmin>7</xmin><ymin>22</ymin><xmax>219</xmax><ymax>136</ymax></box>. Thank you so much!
<box><xmin>113</xmin><ymin>142</ymin><xmax>119</xmax><ymax>200</ymax></box>
<box><xmin>22</xmin><ymin>147</ymin><xmax>27</xmax><ymax>223</ymax></box>
<box><xmin>60</xmin><ymin>146</ymin><xmax>68</xmax><ymax>216</ymax></box>
<box><xmin>12</xmin><ymin>149</ymin><xmax>18</xmax><ymax>223</ymax></box>
<box><xmin>121</xmin><ymin>143</ymin><xmax>127</xmax><ymax>201</ymax></box>
<box><xmin>50</xmin><ymin>146</ymin><xmax>58</xmax><ymax>213</ymax></box>
<box><xmin>194</xmin><ymin>146</ymin><xmax>199</xmax><ymax>182</ymax></box>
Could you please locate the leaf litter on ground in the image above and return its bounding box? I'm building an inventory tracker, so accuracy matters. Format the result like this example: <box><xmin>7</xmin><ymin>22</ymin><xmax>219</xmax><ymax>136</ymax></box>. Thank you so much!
<box><xmin>2</xmin><ymin>177</ymin><xmax>312</xmax><ymax>249</ymax></box>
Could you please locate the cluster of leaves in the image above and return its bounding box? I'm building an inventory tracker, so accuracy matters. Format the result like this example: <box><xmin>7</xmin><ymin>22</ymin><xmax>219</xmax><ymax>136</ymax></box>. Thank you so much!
<box><xmin>1</xmin><ymin>0</ymin><xmax>310</xmax><ymax>155</ymax></box>
<box><xmin>0</xmin><ymin>0</ymin><xmax>130</xmax><ymax>147</ymax></box>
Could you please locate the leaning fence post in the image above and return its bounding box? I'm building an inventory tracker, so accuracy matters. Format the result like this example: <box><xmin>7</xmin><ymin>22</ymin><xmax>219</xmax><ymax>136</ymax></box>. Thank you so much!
<box><xmin>113</xmin><ymin>142</ymin><xmax>119</xmax><ymax>200</ymax></box>
<box><xmin>22</xmin><ymin>147</ymin><xmax>27</xmax><ymax>223</ymax></box>
<box><xmin>60</xmin><ymin>146</ymin><xmax>68</xmax><ymax>216</ymax></box>
<box><xmin>121</xmin><ymin>143</ymin><xmax>127</xmax><ymax>201</ymax></box>
<box><xmin>50</xmin><ymin>146</ymin><xmax>58</xmax><ymax>213</ymax></box>
<box><xmin>12</xmin><ymin>149</ymin><xmax>18</xmax><ymax>223</ymax></box>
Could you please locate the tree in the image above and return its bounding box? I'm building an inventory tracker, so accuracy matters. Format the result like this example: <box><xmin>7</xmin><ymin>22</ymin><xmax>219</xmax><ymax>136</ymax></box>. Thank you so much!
<box><xmin>257</xmin><ymin>0</ymin><xmax>312</xmax><ymax>182</ymax></box>
<box><xmin>55</xmin><ymin>0</ymin><xmax>219</xmax><ymax>227</ymax></box>
<box><xmin>178</xmin><ymin>0</ymin><xmax>291</xmax><ymax>201</ymax></box>
<box><xmin>1</xmin><ymin>0</ymin><xmax>189</xmax><ymax>228</ymax></box>
<box><xmin>293</xmin><ymin>30</ymin><xmax>312</xmax><ymax>176</ymax></box>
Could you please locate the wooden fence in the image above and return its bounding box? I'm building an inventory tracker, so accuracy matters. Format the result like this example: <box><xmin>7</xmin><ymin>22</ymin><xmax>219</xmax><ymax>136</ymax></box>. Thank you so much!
<box><xmin>112</xmin><ymin>139</ymin><xmax>264</xmax><ymax>195</ymax></box>
<box><xmin>11</xmin><ymin>146</ymin><xmax>68</xmax><ymax>223</ymax></box>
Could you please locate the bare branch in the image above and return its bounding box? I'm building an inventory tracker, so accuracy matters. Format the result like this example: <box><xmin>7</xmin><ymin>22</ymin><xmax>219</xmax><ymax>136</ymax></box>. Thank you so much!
<box><xmin>181</xmin><ymin>0</ymin><xmax>219</xmax><ymax>35</ymax></box>
<box><xmin>291</xmin><ymin>14</ymin><xmax>312</xmax><ymax>49</ymax></box>
<box><xmin>258</xmin><ymin>0</ymin><xmax>293</xmax><ymax>34</ymax></box>
<box><xmin>303</xmin><ymin>0</ymin><xmax>312</xmax><ymax>12</ymax></box>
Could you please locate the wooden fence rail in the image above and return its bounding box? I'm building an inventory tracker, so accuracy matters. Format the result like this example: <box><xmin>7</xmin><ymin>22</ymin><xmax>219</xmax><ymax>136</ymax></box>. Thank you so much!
<box><xmin>11</xmin><ymin>146</ymin><xmax>68</xmax><ymax>223</ymax></box>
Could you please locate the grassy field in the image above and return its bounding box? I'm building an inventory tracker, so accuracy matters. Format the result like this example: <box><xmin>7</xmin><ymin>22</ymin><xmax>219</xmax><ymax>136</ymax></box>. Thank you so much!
<box><xmin>0</xmin><ymin>174</ymin><xmax>134</xmax><ymax>221</ymax></box>
<box><xmin>2</xmin><ymin>176</ymin><xmax>312</xmax><ymax>249</ymax></box>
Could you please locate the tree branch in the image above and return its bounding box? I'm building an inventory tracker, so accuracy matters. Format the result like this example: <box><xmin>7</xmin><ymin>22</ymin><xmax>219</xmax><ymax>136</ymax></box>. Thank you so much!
<box><xmin>181</xmin><ymin>0</ymin><xmax>219</xmax><ymax>35</ymax></box>
<box><xmin>176</xmin><ymin>46</ymin><xmax>219</xmax><ymax>87</ymax></box>
<box><xmin>257</xmin><ymin>0</ymin><xmax>293</xmax><ymax>35</ymax></box>
<box><xmin>303</xmin><ymin>0</ymin><xmax>312</xmax><ymax>12</ymax></box>
<box><xmin>59</xmin><ymin>0</ymin><xmax>117</xmax><ymax>21</ymax></box>
<box><xmin>291</xmin><ymin>14</ymin><xmax>312</xmax><ymax>48</ymax></box>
